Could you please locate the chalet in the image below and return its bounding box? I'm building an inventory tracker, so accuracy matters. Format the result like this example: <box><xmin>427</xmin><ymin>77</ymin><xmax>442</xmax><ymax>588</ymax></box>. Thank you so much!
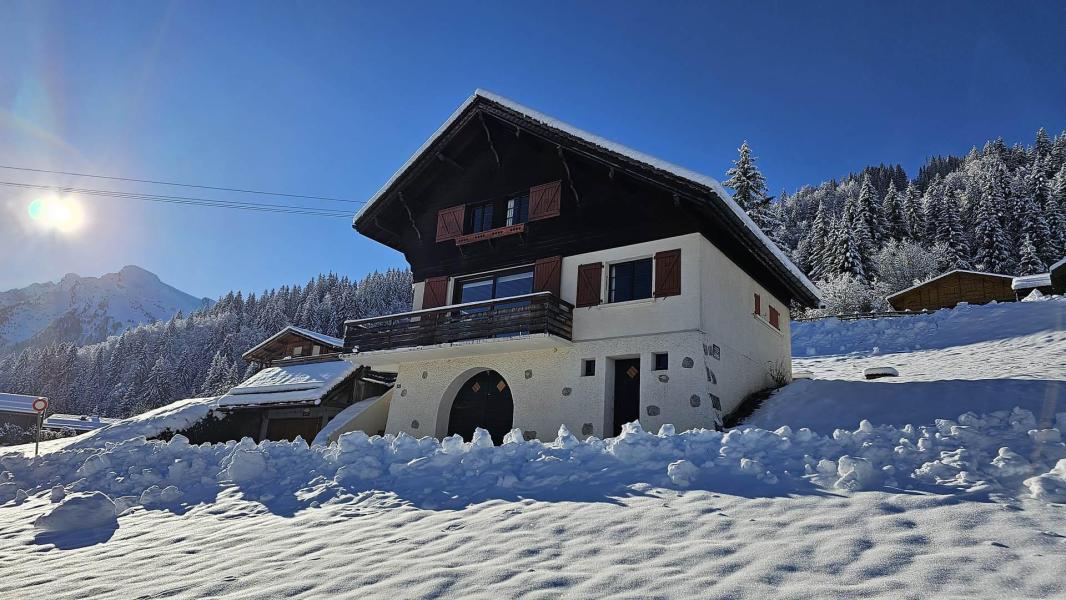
<box><xmin>886</xmin><ymin>270</ymin><xmax>1016</xmax><ymax>311</ymax></box>
<box><xmin>342</xmin><ymin>90</ymin><xmax>820</xmax><ymax>443</ymax></box>
<box><xmin>0</xmin><ymin>393</ymin><xmax>44</xmax><ymax>429</ymax></box>
<box><xmin>197</xmin><ymin>326</ymin><xmax>391</xmax><ymax>443</ymax></box>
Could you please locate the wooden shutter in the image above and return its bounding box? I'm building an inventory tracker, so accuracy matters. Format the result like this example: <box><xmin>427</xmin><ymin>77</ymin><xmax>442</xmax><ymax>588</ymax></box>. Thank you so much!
<box><xmin>435</xmin><ymin>205</ymin><xmax>466</xmax><ymax>242</ymax></box>
<box><xmin>528</xmin><ymin>181</ymin><xmax>562</xmax><ymax>221</ymax></box>
<box><xmin>575</xmin><ymin>263</ymin><xmax>602</xmax><ymax>308</ymax></box>
<box><xmin>754</xmin><ymin>293</ymin><xmax>761</xmax><ymax>316</ymax></box>
<box><xmin>421</xmin><ymin>276</ymin><xmax>449</xmax><ymax>309</ymax></box>
<box><xmin>769</xmin><ymin>306</ymin><xmax>780</xmax><ymax>329</ymax></box>
<box><xmin>533</xmin><ymin>256</ymin><xmax>563</xmax><ymax>297</ymax></box>
<box><xmin>653</xmin><ymin>249</ymin><xmax>681</xmax><ymax>297</ymax></box>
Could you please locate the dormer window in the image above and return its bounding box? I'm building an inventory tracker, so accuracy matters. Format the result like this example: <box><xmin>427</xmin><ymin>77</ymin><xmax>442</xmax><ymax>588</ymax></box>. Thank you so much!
<box><xmin>505</xmin><ymin>195</ymin><xmax>529</xmax><ymax>226</ymax></box>
<box><xmin>470</xmin><ymin>202</ymin><xmax>495</xmax><ymax>233</ymax></box>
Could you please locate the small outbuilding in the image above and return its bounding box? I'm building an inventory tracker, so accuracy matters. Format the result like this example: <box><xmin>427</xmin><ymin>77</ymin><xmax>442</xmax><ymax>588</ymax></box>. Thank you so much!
<box><xmin>1012</xmin><ymin>273</ymin><xmax>1054</xmax><ymax>299</ymax></box>
<box><xmin>0</xmin><ymin>393</ymin><xmax>45</xmax><ymax>429</ymax></box>
<box><xmin>242</xmin><ymin>325</ymin><xmax>346</xmax><ymax>367</ymax></box>
<box><xmin>886</xmin><ymin>270</ymin><xmax>1016</xmax><ymax>311</ymax></box>
<box><xmin>1051</xmin><ymin>257</ymin><xmax>1066</xmax><ymax>295</ymax></box>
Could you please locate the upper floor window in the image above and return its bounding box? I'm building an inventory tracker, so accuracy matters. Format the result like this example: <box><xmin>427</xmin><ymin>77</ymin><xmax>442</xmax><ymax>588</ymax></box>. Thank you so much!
<box><xmin>470</xmin><ymin>202</ymin><xmax>495</xmax><ymax>233</ymax></box>
<box><xmin>609</xmin><ymin>258</ymin><xmax>652</xmax><ymax>303</ymax></box>
<box><xmin>506</xmin><ymin>195</ymin><xmax>529</xmax><ymax>226</ymax></box>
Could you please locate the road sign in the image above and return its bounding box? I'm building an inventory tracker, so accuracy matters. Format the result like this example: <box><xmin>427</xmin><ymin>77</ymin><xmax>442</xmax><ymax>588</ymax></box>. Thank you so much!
<box><xmin>32</xmin><ymin>397</ymin><xmax>48</xmax><ymax>413</ymax></box>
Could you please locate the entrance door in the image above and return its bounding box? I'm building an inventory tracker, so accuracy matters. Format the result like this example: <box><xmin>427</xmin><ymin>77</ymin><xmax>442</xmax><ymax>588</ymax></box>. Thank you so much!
<box><xmin>448</xmin><ymin>370</ymin><xmax>514</xmax><ymax>444</ymax></box>
<box><xmin>612</xmin><ymin>358</ymin><xmax>641</xmax><ymax>436</ymax></box>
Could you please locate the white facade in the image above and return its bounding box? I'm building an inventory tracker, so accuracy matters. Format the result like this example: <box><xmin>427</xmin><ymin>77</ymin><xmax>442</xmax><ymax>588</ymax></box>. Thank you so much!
<box><xmin>370</xmin><ymin>233</ymin><xmax>792</xmax><ymax>440</ymax></box>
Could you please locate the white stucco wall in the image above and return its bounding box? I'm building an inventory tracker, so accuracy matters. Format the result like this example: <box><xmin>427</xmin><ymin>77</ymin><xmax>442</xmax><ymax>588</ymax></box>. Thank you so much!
<box><xmin>385</xmin><ymin>232</ymin><xmax>794</xmax><ymax>440</ymax></box>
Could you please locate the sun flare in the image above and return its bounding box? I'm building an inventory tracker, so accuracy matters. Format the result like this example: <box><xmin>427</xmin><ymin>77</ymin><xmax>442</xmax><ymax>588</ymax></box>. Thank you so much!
<box><xmin>27</xmin><ymin>195</ymin><xmax>85</xmax><ymax>233</ymax></box>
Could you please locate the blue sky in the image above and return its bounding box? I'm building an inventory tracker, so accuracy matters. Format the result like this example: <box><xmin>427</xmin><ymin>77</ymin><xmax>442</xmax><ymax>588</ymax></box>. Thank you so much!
<box><xmin>1</xmin><ymin>1</ymin><xmax>1064</xmax><ymax>298</ymax></box>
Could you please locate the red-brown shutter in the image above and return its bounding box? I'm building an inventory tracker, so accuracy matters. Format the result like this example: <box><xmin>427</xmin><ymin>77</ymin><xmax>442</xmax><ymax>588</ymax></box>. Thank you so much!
<box><xmin>575</xmin><ymin>263</ymin><xmax>602</xmax><ymax>308</ymax></box>
<box><xmin>769</xmin><ymin>306</ymin><xmax>780</xmax><ymax>329</ymax></box>
<box><xmin>533</xmin><ymin>256</ymin><xmax>563</xmax><ymax>297</ymax></box>
<box><xmin>421</xmin><ymin>276</ymin><xmax>449</xmax><ymax>309</ymax></box>
<box><xmin>653</xmin><ymin>249</ymin><xmax>681</xmax><ymax>297</ymax></box>
<box><xmin>528</xmin><ymin>181</ymin><xmax>562</xmax><ymax>221</ymax></box>
<box><xmin>435</xmin><ymin>205</ymin><xmax>466</xmax><ymax>242</ymax></box>
<box><xmin>754</xmin><ymin>293</ymin><xmax>761</xmax><ymax>316</ymax></box>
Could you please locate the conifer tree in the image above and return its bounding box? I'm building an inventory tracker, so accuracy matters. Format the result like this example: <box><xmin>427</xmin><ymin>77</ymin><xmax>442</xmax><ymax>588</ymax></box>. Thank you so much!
<box><xmin>936</xmin><ymin>191</ymin><xmax>970</xmax><ymax>268</ymax></box>
<box><xmin>800</xmin><ymin>199</ymin><xmax>831</xmax><ymax>279</ymax></box>
<box><xmin>901</xmin><ymin>182</ymin><xmax>925</xmax><ymax>243</ymax></box>
<box><xmin>723</xmin><ymin>141</ymin><xmax>773</xmax><ymax>230</ymax></box>
<box><xmin>1018</xmin><ymin>234</ymin><xmax>1047</xmax><ymax>276</ymax></box>
<box><xmin>856</xmin><ymin>175</ymin><xmax>885</xmax><ymax>247</ymax></box>
<box><xmin>881</xmin><ymin>182</ymin><xmax>905</xmax><ymax>241</ymax></box>
<box><xmin>972</xmin><ymin>184</ymin><xmax>1013</xmax><ymax>274</ymax></box>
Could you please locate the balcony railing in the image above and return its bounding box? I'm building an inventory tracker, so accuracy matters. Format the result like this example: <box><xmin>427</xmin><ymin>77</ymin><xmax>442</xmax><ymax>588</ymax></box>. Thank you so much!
<box><xmin>344</xmin><ymin>292</ymin><xmax>574</xmax><ymax>353</ymax></box>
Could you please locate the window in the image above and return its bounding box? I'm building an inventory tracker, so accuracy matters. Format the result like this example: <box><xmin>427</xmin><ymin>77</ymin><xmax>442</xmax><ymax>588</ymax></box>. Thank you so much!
<box><xmin>582</xmin><ymin>359</ymin><xmax>596</xmax><ymax>377</ymax></box>
<box><xmin>653</xmin><ymin>353</ymin><xmax>669</xmax><ymax>371</ymax></box>
<box><xmin>312</xmin><ymin>345</ymin><xmax>321</xmax><ymax>356</ymax></box>
<box><xmin>505</xmin><ymin>195</ymin><xmax>529</xmax><ymax>226</ymax></box>
<box><xmin>769</xmin><ymin>306</ymin><xmax>781</xmax><ymax>330</ymax></box>
<box><xmin>292</xmin><ymin>345</ymin><xmax>303</xmax><ymax>357</ymax></box>
<box><xmin>754</xmin><ymin>293</ymin><xmax>762</xmax><ymax>316</ymax></box>
<box><xmin>456</xmin><ymin>268</ymin><xmax>534</xmax><ymax>305</ymax></box>
<box><xmin>470</xmin><ymin>202</ymin><xmax>495</xmax><ymax>233</ymax></box>
<box><xmin>608</xmin><ymin>258</ymin><xmax>653</xmax><ymax>303</ymax></box>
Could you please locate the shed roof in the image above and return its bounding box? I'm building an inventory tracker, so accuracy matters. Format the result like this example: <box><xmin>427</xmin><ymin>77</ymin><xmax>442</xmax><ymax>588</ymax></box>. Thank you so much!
<box><xmin>43</xmin><ymin>414</ymin><xmax>120</xmax><ymax>432</ymax></box>
<box><xmin>353</xmin><ymin>89</ymin><xmax>820</xmax><ymax>307</ymax></box>
<box><xmin>0</xmin><ymin>393</ymin><xmax>43</xmax><ymax>415</ymax></box>
<box><xmin>885</xmin><ymin>269</ymin><xmax>1015</xmax><ymax>301</ymax></box>
<box><xmin>1012</xmin><ymin>273</ymin><xmax>1052</xmax><ymax>290</ymax></box>
<box><xmin>217</xmin><ymin>358</ymin><xmax>356</xmax><ymax>408</ymax></box>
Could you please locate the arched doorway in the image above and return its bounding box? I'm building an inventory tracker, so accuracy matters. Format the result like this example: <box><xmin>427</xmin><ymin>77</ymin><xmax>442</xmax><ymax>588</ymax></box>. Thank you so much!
<box><xmin>447</xmin><ymin>369</ymin><xmax>514</xmax><ymax>444</ymax></box>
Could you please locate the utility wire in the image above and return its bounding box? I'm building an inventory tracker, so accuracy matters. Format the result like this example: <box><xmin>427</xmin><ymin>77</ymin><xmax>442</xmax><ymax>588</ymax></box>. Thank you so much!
<box><xmin>0</xmin><ymin>164</ymin><xmax>364</xmax><ymax>204</ymax></box>
<box><xmin>2</xmin><ymin>180</ymin><xmax>354</xmax><ymax>218</ymax></box>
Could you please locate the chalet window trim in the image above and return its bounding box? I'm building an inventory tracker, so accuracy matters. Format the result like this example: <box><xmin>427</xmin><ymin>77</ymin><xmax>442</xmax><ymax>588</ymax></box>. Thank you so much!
<box><xmin>451</xmin><ymin>264</ymin><xmax>536</xmax><ymax>305</ymax></box>
<box><xmin>605</xmin><ymin>255</ymin><xmax>655</xmax><ymax>304</ymax></box>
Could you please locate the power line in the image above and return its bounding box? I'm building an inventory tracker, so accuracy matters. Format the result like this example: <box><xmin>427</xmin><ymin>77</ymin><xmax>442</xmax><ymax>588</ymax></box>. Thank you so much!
<box><xmin>2</xmin><ymin>180</ymin><xmax>355</xmax><ymax>218</ymax></box>
<box><xmin>0</xmin><ymin>164</ymin><xmax>365</xmax><ymax>205</ymax></box>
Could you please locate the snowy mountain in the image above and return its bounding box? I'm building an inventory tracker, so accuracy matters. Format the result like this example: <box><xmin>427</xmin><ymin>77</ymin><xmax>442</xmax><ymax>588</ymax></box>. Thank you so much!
<box><xmin>0</xmin><ymin>266</ymin><xmax>209</xmax><ymax>353</ymax></box>
<box><xmin>1</xmin><ymin>298</ymin><xmax>1064</xmax><ymax>599</ymax></box>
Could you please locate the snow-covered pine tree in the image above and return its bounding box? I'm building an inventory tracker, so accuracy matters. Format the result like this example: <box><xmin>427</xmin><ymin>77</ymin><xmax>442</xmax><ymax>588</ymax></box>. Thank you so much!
<box><xmin>971</xmin><ymin>182</ymin><xmax>1013</xmax><ymax>274</ymax></box>
<box><xmin>856</xmin><ymin>175</ymin><xmax>885</xmax><ymax>247</ymax></box>
<box><xmin>800</xmin><ymin>199</ymin><xmax>831</xmax><ymax>279</ymax></box>
<box><xmin>922</xmin><ymin>175</ymin><xmax>945</xmax><ymax>244</ymax></box>
<box><xmin>881</xmin><ymin>182</ymin><xmax>905</xmax><ymax>241</ymax></box>
<box><xmin>901</xmin><ymin>182</ymin><xmax>924</xmax><ymax>243</ymax></box>
<box><xmin>1018</xmin><ymin>234</ymin><xmax>1047</xmax><ymax>276</ymax></box>
<box><xmin>825</xmin><ymin>208</ymin><xmax>868</xmax><ymax>283</ymax></box>
<box><xmin>723</xmin><ymin>141</ymin><xmax>776</xmax><ymax>233</ymax></box>
<box><xmin>1049</xmin><ymin>164</ymin><xmax>1066</xmax><ymax>260</ymax></box>
<box><xmin>936</xmin><ymin>190</ymin><xmax>970</xmax><ymax>268</ymax></box>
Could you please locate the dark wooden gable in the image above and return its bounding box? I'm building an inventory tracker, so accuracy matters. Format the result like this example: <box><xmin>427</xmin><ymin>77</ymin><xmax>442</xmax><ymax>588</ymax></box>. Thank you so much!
<box><xmin>354</xmin><ymin>95</ymin><xmax>819</xmax><ymax>307</ymax></box>
<box><xmin>243</xmin><ymin>328</ymin><xmax>343</xmax><ymax>365</ymax></box>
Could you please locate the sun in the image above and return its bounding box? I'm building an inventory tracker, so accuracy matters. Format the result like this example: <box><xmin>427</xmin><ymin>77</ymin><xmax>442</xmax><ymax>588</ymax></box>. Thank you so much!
<box><xmin>27</xmin><ymin>195</ymin><xmax>85</xmax><ymax>233</ymax></box>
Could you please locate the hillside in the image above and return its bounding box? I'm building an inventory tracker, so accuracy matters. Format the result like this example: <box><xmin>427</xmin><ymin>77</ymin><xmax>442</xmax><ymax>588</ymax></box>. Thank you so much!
<box><xmin>0</xmin><ymin>265</ymin><xmax>209</xmax><ymax>352</ymax></box>
<box><xmin>1</xmin><ymin>298</ymin><xmax>1064</xmax><ymax>599</ymax></box>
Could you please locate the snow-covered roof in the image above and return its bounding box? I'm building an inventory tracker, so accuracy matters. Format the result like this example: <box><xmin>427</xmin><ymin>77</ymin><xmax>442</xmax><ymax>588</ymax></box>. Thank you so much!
<box><xmin>354</xmin><ymin>89</ymin><xmax>820</xmax><ymax>305</ymax></box>
<box><xmin>43</xmin><ymin>414</ymin><xmax>120</xmax><ymax>432</ymax></box>
<box><xmin>217</xmin><ymin>359</ymin><xmax>356</xmax><ymax>408</ymax></box>
<box><xmin>886</xmin><ymin>269</ymin><xmax>1015</xmax><ymax>300</ymax></box>
<box><xmin>0</xmin><ymin>392</ymin><xmax>43</xmax><ymax>415</ymax></box>
<box><xmin>241</xmin><ymin>325</ymin><xmax>345</xmax><ymax>360</ymax></box>
<box><xmin>1050</xmin><ymin>256</ymin><xmax>1066</xmax><ymax>272</ymax></box>
<box><xmin>1012</xmin><ymin>273</ymin><xmax>1052</xmax><ymax>290</ymax></box>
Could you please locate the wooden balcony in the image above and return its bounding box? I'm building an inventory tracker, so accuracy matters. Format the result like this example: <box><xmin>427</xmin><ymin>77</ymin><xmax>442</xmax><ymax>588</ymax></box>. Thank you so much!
<box><xmin>344</xmin><ymin>292</ymin><xmax>574</xmax><ymax>354</ymax></box>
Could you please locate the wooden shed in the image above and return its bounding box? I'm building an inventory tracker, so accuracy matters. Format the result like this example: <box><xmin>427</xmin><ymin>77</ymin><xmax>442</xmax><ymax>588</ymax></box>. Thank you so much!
<box><xmin>1051</xmin><ymin>257</ymin><xmax>1066</xmax><ymax>295</ymax></box>
<box><xmin>886</xmin><ymin>270</ymin><xmax>1016</xmax><ymax>311</ymax></box>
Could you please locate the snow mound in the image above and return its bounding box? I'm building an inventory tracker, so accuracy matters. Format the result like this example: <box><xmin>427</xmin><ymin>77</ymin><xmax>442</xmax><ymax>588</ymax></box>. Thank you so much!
<box><xmin>34</xmin><ymin>491</ymin><xmax>118</xmax><ymax>533</ymax></box>
<box><xmin>69</xmin><ymin>396</ymin><xmax>218</xmax><ymax>448</ymax></box>
<box><xmin>1024</xmin><ymin>459</ymin><xmax>1066</xmax><ymax>502</ymax></box>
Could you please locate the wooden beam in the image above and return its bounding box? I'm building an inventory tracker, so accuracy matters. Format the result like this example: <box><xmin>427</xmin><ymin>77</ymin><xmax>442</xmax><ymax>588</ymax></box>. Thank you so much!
<box><xmin>435</xmin><ymin>152</ymin><xmax>464</xmax><ymax>171</ymax></box>
<box><xmin>557</xmin><ymin>146</ymin><xmax>581</xmax><ymax>207</ymax></box>
<box><xmin>479</xmin><ymin>111</ymin><xmax>502</xmax><ymax>167</ymax></box>
<box><xmin>397</xmin><ymin>191</ymin><xmax>422</xmax><ymax>241</ymax></box>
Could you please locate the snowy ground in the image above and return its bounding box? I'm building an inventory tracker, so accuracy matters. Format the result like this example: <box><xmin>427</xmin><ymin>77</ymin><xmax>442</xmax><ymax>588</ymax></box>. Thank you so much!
<box><xmin>1</xmin><ymin>299</ymin><xmax>1065</xmax><ymax>599</ymax></box>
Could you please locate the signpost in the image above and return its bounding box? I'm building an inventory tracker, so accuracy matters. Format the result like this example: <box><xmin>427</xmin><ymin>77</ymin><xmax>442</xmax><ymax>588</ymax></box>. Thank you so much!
<box><xmin>32</xmin><ymin>397</ymin><xmax>48</xmax><ymax>457</ymax></box>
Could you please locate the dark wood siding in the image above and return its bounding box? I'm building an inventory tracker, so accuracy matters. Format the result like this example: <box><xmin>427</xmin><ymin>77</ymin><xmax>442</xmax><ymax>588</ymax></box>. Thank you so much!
<box><xmin>887</xmin><ymin>272</ymin><xmax>1016</xmax><ymax>311</ymax></box>
<box><xmin>576</xmin><ymin>263</ymin><xmax>603</xmax><ymax>307</ymax></box>
<box><xmin>653</xmin><ymin>249</ymin><xmax>681</xmax><ymax>297</ymax></box>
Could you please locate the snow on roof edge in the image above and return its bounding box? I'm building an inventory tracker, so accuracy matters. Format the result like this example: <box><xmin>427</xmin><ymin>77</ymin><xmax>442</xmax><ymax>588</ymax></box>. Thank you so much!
<box><xmin>886</xmin><ymin>269</ymin><xmax>1016</xmax><ymax>300</ymax></box>
<box><xmin>353</xmin><ymin>89</ymin><xmax>820</xmax><ymax>303</ymax></box>
<box><xmin>1012</xmin><ymin>273</ymin><xmax>1052</xmax><ymax>290</ymax></box>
